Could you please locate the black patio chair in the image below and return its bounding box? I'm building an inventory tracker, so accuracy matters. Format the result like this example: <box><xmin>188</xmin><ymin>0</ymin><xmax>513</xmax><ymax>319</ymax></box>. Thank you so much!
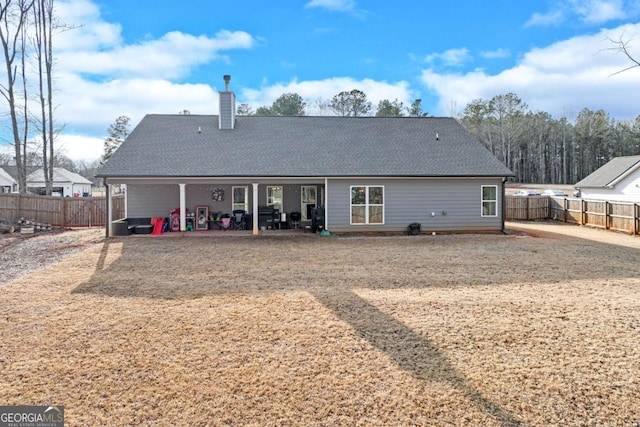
<box><xmin>231</xmin><ymin>209</ymin><xmax>246</xmax><ymax>230</ymax></box>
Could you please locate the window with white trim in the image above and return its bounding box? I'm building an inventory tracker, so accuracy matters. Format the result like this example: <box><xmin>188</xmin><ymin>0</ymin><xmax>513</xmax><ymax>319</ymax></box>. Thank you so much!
<box><xmin>266</xmin><ymin>186</ymin><xmax>283</xmax><ymax>211</ymax></box>
<box><xmin>232</xmin><ymin>186</ymin><xmax>248</xmax><ymax>212</ymax></box>
<box><xmin>351</xmin><ymin>186</ymin><xmax>384</xmax><ymax>224</ymax></box>
<box><xmin>481</xmin><ymin>185</ymin><xmax>498</xmax><ymax>217</ymax></box>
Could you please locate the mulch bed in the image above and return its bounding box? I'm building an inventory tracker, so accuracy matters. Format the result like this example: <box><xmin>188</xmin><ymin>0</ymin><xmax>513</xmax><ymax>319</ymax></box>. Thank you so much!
<box><xmin>1</xmin><ymin>229</ymin><xmax>638</xmax><ymax>426</ymax></box>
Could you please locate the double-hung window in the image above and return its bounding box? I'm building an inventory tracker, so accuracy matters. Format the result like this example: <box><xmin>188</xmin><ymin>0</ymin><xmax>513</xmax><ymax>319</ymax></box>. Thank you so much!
<box><xmin>266</xmin><ymin>186</ymin><xmax>283</xmax><ymax>211</ymax></box>
<box><xmin>481</xmin><ymin>185</ymin><xmax>498</xmax><ymax>217</ymax></box>
<box><xmin>351</xmin><ymin>186</ymin><xmax>384</xmax><ymax>224</ymax></box>
<box><xmin>232</xmin><ymin>186</ymin><xmax>248</xmax><ymax>212</ymax></box>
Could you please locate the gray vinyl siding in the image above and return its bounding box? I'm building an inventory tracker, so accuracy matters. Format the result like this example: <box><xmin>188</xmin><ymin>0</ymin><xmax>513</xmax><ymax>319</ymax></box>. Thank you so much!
<box><xmin>126</xmin><ymin>179</ymin><xmax>503</xmax><ymax>232</ymax></box>
<box><xmin>127</xmin><ymin>184</ymin><xmax>181</xmax><ymax>217</ymax></box>
<box><xmin>127</xmin><ymin>183</ymin><xmax>251</xmax><ymax>217</ymax></box>
<box><xmin>326</xmin><ymin>178</ymin><xmax>504</xmax><ymax>233</ymax></box>
<box><xmin>126</xmin><ymin>182</ymin><xmax>325</xmax><ymax>219</ymax></box>
<box><xmin>219</xmin><ymin>92</ymin><xmax>235</xmax><ymax>130</ymax></box>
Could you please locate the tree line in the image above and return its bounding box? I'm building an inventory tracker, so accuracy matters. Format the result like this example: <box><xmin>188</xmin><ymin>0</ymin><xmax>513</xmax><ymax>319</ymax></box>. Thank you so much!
<box><xmin>458</xmin><ymin>93</ymin><xmax>640</xmax><ymax>184</ymax></box>
<box><xmin>237</xmin><ymin>89</ymin><xmax>430</xmax><ymax>118</ymax></box>
<box><xmin>241</xmin><ymin>89</ymin><xmax>640</xmax><ymax>184</ymax></box>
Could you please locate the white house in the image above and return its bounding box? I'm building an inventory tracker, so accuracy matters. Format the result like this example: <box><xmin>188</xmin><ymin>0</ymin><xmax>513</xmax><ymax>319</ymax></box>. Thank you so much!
<box><xmin>0</xmin><ymin>167</ymin><xmax>18</xmax><ymax>193</ymax></box>
<box><xmin>575</xmin><ymin>155</ymin><xmax>640</xmax><ymax>202</ymax></box>
<box><xmin>27</xmin><ymin>167</ymin><xmax>93</xmax><ymax>197</ymax></box>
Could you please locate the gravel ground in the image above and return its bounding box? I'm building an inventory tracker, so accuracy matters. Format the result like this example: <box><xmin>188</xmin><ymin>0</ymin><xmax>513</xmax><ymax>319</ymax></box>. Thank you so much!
<box><xmin>0</xmin><ymin>228</ymin><xmax>104</xmax><ymax>285</ymax></box>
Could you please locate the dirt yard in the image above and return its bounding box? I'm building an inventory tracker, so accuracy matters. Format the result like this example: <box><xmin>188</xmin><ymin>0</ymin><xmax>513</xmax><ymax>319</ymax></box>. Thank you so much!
<box><xmin>1</xmin><ymin>223</ymin><xmax>639</xmax><ymax>426</ymax></box>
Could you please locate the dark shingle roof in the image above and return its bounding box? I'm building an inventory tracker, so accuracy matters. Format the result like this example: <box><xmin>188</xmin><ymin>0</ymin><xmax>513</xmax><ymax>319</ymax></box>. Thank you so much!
<box><xmin>97</xmin><ymin>115</ymin><xmax>513</xmax><ymax>178</ymax></box>
<box><xmin>575</xmin><ymin>155</ymin><xmax>640</xmax><ymax>188</ymax></box>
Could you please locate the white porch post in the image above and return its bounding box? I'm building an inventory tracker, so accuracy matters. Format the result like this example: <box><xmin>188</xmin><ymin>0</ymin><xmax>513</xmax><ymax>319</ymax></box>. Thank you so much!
<box><xmin>179</xmin><ymin>183</ymin><xmax>186</xmax><ymax>231</ymax></box>
<box><xmin>106</xmin><ymin>181</ymin><xmax>112</xmax><ymax>237</ymax></box>
<box><xmin>324</xmin><ymin>177</ymin><xmax>328</xmax><ymax>231</ymax></box>
<box><xmin>252</xmin><ymin>183</ymin><xmax>259</xmax><ymax>235</ymax></box>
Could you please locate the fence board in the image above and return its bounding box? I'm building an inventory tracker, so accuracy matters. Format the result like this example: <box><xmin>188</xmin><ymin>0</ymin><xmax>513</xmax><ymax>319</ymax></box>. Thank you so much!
<box><xmin>0</xmin><ymin>194</ymin><xmax>125</xmax><ymax>227</ymax></box>
<box><xmin>505</xmin><ymin>196</ymin><xmax>548</xmax><ymax>220</ymax></box>
<box><xmin>506</xmin><ymin>195</ymin><xmax>640</xmax><ymax>235</ymax></box>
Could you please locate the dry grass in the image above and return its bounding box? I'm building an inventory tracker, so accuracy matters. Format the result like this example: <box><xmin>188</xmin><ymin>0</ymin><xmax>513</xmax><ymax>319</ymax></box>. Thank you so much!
<box><xmin>1</xmin><ymin>225</ymin><xmax>639</xmax><ymax>426</ymax></box>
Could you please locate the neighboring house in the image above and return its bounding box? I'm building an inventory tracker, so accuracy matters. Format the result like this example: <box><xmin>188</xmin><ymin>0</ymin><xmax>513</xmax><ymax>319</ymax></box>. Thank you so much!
<box><xmin>26</xmin><ymin>167</ymin><xmax>93</xmax><ymax>197</ymax></box>
<box><xmin>0</xmin><ymin>167</ymin><xmax>17</xmax><ymax>193</ymax></box>
<box><xmin>0</xmin><ymin>165</ymin><xmax>37</xmax><ymax>194</ymax></box>
<box><xmin>575</xmin><ymin>155</ymin><xmax>640</xmax><ymax>202</ymax></box>
<box><xmin>97</xmin><ymin>76</ymin><xmax>514</xmax><ymax>236</ymax></box>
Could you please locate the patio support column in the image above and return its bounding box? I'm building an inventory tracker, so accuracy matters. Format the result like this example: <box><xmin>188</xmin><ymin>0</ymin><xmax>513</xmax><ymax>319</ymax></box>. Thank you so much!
<box><xmin>252</xmin><ymin>183</ymin><xmax>259</xmax><ymax>235</ymax></box>
<box><xmin>179</xmin><ymin>183</ymin><xmax>186</xmax><ymax>231</ymax></box>
<box><xmin>106</xmin><ymin>180</ymin><xmax>111</xmax><ymax>238</ymax></box>
<box><xmin>324</xmin><ymin>177</ymin><xmax>329</xmax><ymax>231</ymax></box>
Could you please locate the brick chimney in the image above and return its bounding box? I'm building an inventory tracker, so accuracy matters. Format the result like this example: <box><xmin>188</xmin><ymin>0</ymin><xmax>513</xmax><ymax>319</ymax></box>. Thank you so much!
<box><xmin>219</xmin><ymin>74</ymin><xmax>236</xmax><ymax>130</ymax></box>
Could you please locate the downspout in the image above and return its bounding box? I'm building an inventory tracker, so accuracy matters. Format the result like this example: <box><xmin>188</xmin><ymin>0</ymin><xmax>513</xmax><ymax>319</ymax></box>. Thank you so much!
<box><xmin>501</xmin><ymin>177</ymin><xmax>507</xmax><ymax>234</ymax></box>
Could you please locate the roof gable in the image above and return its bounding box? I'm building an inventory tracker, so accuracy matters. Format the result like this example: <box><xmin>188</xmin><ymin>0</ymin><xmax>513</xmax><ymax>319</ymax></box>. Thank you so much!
<box><xmin>575</xmin><ymin>155</ymin><xmax>640</xmax><ymax>188</ymax></box>
<box><xmin>26</xmin><ymin>167</ymin><xmax>93</xmax><ymax>185</ymax></box>
<box><xmin>0</xmin><ymin>167</ymin><xmax>17</xmax><ymax>185</ymax></box>
<box><xmin>98</xmin><ymin>115</ymin><xmax>513</xmax><ymax>178</ymax></box>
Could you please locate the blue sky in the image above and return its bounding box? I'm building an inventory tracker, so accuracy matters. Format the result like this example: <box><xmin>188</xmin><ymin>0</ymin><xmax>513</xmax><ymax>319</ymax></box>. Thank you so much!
<box><xmin>3</xmin><ymin>0</ymin><xmax>640</xmax><ymax>161</ymax></box>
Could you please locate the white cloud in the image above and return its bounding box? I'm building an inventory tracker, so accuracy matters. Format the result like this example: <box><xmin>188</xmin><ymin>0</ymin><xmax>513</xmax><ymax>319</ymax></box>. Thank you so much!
<box><xmin>425</xmin><ymin>48</ymin><xmax>472</xmax><ymax>67</ymax></box>
<box><xmin>305</xmin><ymin>0</ymin><xmax>356</xmax><ymax>12</ymax></box>
<box><xmin>57</xmin><ymin>75</ymin><xmax>218</xmax><ymax>132</ymax></box>
<box><xmin>526</xmin><ymin>0</ymin><xmax>637</xmax><ymax>26</ymax></box>
<box><xmin>58</xmin><ymin>28</ymin><xmax>255</xmax><ymax>79</ymax></box>
<box><xmin>420</xmin><ymin>23</ymin><xmax>640</xmax><ymax>120</ymax></box>
<box><xmin>241</xmin><ymin>77</ymin><xmax>412</xmax><ymax>115</ymax></box>
<box><xmin>480</xmin><ymin>48</ymin><xmax>511</xmax><ymax>59</ymax></box>
<box><xmin>525</xmin><ymin>10</ymin><xmax>565</xmax><ymax>27</ymax></box>
<box><xmin>55</xmin><ymin>0</ymin><xmax>123</xmax><ymax>49</ymax></box>
<box><xmin>572</xmin><ymin>0</ymin><xmax>626</xmax><ymax>24</ymax></box>
<box><xmin>56</xmin><ymin>134</ymin><xmax>104</xmax><ymax>162</ymax></box>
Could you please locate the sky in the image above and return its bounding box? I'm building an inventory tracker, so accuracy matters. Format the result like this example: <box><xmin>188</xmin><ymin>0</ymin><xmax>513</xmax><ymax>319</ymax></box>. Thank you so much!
<box><xmin>3</xmin><ymin>0</ymin><xmax>640</xmax><ymax>162</ymax></box>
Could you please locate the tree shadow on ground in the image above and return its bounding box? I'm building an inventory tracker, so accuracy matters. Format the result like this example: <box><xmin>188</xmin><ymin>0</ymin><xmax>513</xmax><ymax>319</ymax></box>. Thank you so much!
<box><xmin>312</xmin><ymin>288</ymin><xmax>523</xmax><ymax>426</ymax></box>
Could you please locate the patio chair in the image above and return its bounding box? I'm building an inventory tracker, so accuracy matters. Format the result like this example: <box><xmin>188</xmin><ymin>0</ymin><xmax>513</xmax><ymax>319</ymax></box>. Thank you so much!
<box><xmin>231</xmin><ymin>210</ymin><xmax>246</xmax><ymax>230</ymax></box>
<box><xmin>208</xmin><ymin>211</ymin><xmax>222</xmax><ymax>230</ymax></box>
<box><xmin>220</xmin><ymin>215</ymin><xmax>232</xmax><ymax>231</ymax></box>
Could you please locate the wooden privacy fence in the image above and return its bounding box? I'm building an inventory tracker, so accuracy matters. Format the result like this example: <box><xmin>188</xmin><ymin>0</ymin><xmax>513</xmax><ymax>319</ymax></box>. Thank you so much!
<box><xmin>506</xmin><ymin>195</ymin><xmax>640</xmax><ymax>235</ymax></box>
<box><xmin>0</xmin><ymin>194</ymin><xmax>125</xmax><ymax>227</ymax></box>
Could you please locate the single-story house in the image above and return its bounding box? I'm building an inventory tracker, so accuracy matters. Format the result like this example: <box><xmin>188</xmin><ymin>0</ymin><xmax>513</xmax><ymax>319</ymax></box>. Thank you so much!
<box><xmin>26</xmin><ymin>167</ymin><xmax>93</xmax><ymax>197</ymax></box>
<box><xmin>0</xmin><ymin>165</ymin><xmax>93</xmax><ymax>197</ymax></box>
<box><xmin>96</xmin><ymin>76</ymin><xmax>514</xmax><ymax>236</ymax></box>
<box><xmin>0</xmin><ymin>167</ymin><xmax>18</xmax><ymax>193</ymax></box>
<box><xmin>575</xmin><ymin>155</ymin><xmax>640</xmax><ymax>202</ymax></box>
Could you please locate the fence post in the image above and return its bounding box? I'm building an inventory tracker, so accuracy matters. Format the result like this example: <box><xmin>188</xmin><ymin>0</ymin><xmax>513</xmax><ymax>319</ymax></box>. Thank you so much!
<box><xmin>564</xmin><ymin>198</ymin><xmax>568</xmax><ymax>223</ymax></box>
<box><xmin>581</xmin><ymin>199</ymin><xmax>585</xmax><ymax>225</ymax></box>
<box><xmin>605</xmin><ymin>201</ymin><xmax>610</xmax><ymax>230</ymax></box>
<box><xmin>635</xmin><ymin>203</ymin><xmax>639</xmax><ymax>236</ymax></box>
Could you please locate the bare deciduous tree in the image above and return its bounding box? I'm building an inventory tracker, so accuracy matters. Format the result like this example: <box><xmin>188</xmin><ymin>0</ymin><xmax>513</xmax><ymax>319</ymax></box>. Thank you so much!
<box><xmin>606</xmin><ymin>35</ymin><xmax>640</xmax><ymax>76</ymax></box>
<box><xmin>0</xmin><ymin>0</ymin><xmax>34</xmax><ymax>193</ymax></box>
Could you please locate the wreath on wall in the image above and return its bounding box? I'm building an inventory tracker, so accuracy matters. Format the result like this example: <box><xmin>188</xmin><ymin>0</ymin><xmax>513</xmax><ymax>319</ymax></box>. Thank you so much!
<box><xmin>212</xmin><ymin>187</ymin><xmax>225</xmax><ymax>201</ymax></box>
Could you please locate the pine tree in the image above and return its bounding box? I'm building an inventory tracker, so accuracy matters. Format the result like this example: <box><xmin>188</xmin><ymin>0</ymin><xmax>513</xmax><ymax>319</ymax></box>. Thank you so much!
<box><xmin>101</xmin><ymin>116</ymin><xmax>130</xmax><ymax>165</ymax></box>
